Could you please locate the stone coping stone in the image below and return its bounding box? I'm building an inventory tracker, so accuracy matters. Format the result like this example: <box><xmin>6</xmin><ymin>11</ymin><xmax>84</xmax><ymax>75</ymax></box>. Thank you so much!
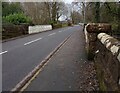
<box><xmin>86</xmin><ymin>23</ymin><xmax>111</xmax><ymax>33</ymax></box>
<box><xmin>98</xmin><ymin>33</ymin><xmax>120</xmax><ymax>62</ymax></box>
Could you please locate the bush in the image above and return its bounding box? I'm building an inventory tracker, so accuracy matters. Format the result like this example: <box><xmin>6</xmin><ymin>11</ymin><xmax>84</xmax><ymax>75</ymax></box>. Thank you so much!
<box><xmin>62</xmin><ymin>23</ymin><xmax>68</xmax><ymax>27</ymax></box>
<box><xmin>111</xmin><ymin>23</ymin><xmax>120</xmax><ymax>34</ymax></box>
<box><xmin>112</xmin><ymin>23</ymin><xmax>118</xmax><ymax>31</ymax></box>
<box><xmin>52</xmin><ymin>23</ymin><xmax>62</xmax><ymax>29</ymax></box>
<box><xmin>2</xmin><ymin>23</ymin><xmax>29</xmax><ymax>39</ymax></box>
<box><xmin>2</xmin><ymin>13</ymin><xmax>32</xmax><ymax>25</ymax></box>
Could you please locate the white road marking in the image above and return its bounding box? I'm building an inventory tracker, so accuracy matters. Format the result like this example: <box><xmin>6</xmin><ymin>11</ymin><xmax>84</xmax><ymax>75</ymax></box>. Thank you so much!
<box><xmin>59</xmin><ymin>31</ymin><xmax>62</xmax><ymax>32</ymax></box>
<box><xmin>24</xmin><ymin>38</ymin><xmax>42</xmax><ymax>45</ymax></box>
<box><xmin>67</xmin><ymin>28</ymin><xmax>71</xmax><ymax>30</ymax></box>
<box><xmin>48</xmin><ymin>33</ymin><xmax>56</xmax><ymax>36</ymax></box>
<box><xmin>0</xmin><ymin>51</ymin><xmax>8</xmax><ymax>55</ymax></box>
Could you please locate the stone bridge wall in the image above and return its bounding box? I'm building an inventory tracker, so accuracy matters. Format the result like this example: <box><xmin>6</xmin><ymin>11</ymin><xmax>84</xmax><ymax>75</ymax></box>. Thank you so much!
<box><xmin>84</xmin><ymin>23</ymin><xmax>120</xmax><ymax>91</ymax></box>
<box><xmin>28</xmin><ymin>25</ymin><xmax>52</xmax><ymax>34</ymax></box>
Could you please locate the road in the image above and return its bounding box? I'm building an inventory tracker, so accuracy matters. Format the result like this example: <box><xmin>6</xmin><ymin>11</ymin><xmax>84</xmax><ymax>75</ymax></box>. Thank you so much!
<box><xmin>2</xmin><ymin>26</ymin><xmax>81</xmax><ymax>91</ymax></box>
<box><xmin>25</xmin><ymin>26</ymin><xmax>87</xmax><ymax>91</ymax></box>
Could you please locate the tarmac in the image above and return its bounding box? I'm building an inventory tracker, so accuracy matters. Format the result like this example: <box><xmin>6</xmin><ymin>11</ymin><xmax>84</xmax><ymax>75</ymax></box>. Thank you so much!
<box><xmin>24</xmin><ymin>27</ymin><xmax>90</xmax><ymax>91</ymax></box>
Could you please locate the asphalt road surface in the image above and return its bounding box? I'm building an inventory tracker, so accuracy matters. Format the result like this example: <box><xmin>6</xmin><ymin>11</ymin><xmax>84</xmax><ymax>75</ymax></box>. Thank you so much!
<box><xmin>2</xmin><ymin>26</ymin><xmax>81</xmax><ymax>91</ymax></box>
<box><xmin>25</xmin><ymin>26</ymin><xmax>87</xmax><ymax>91</ymax></box>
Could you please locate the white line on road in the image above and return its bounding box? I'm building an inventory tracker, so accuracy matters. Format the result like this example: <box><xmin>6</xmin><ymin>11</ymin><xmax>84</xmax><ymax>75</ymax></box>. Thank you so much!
<box><xmin>48</xmin><ymin>33</ymin><xmax>56</xmax><ymax>36</ymax></box>
<box><xmin>0</xmin><ymin>51</ymin><xmax>8</xmax><ymax>55</ymax></box>
<box><xmin>24</xmin><ymin>38</ymin><xmax>42</xmax><ymax>45</ymax></box>
<box><xmin>59</xmin><ymin>31</ymin><xmax>62</xmax><ymax>32</ymax></box>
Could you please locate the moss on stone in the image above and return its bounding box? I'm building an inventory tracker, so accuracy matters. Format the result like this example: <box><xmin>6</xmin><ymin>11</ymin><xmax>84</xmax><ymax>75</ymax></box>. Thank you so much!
<box><xmin>87</xmin><ymin>49</ymin><xmax>95</xmax><ymax>60</ymax></box>
<box><xmin>94</xmin><ymin>62</ymin><xmax>107</xmax><ymax>91</ymax></box>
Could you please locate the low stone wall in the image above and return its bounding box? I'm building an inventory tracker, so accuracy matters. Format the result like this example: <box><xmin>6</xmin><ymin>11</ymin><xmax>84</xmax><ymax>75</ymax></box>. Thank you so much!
<box><xmin>95</xmin><ymin>33</ymin><xmax>120</xmax><ymax>91</ymax></box>
<box><xmin>28</xmin><ymin>25</ymin><xmax>52</xmax><ymax>34</ymax></box>
<box><xmin>84</xmin><ymin>23</ymin><xmax>111</xmax><ymax>60</ymax></box>
<box><xmin>2</xmin><ymin>24</ymin><xmax>29</xmax><ymax>39</ymax></box>
<box><xmin>2</xmin><ymin>24</ymin><xmax>52</xmax><ymax>40</ymax></box>
<box><xmin>84</xmin><ymin>25</ymin><xmax>97</xmax><ymax>60</ymax></box>
<box><xmin>84</xmin><ymin>23</ymin><xmax>120</xmax><ymax>91</ymax></box>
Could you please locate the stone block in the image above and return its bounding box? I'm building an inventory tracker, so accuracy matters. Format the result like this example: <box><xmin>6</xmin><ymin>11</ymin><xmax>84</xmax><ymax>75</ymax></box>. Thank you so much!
<box><xmin>86</xmin><ymin>23</ymin><xmax>111</xmax><ymax>33</ymax></box>
<box><xmin>87</xmin><ymin>33</ymin><xmax>97</xmax><ymax>42</ymax></box>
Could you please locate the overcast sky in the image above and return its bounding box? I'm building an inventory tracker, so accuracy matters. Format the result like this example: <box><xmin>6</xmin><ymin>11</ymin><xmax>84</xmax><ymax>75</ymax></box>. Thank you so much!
<box><xmin>5</xmin><ymin>0</ymin><xmax>119</xmax><ymax>2</ymax></box>
<box><xmin>64</xmin><ymin>0</ymin><xmax>73</xmax><ymax>4</ymax></box>
<box><xmin>6</xmin><ymin>0</ymin><xmax>74</xmax><ymax>2</ymax></box>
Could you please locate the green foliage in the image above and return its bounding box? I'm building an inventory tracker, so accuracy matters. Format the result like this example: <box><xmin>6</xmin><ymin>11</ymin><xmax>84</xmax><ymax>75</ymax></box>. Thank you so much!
<box><xmin>2</xmin><ymin>2</ymin><xmax>23</xmax><ymax>17</ymax></box>
<box><xmin>112</xmin><ymin>23</ymin><xmax>119</xmax><ymax>34</ymax></box>
<box><xmin>52</xmin><ymin>23</ymin><xmax>62</xmax><ymax>29</ymax></box>
<box><xmin>112</xmin><ymin>23</ymin><xmax>118</xmax><ymax>31</ymax></box>
<box><xmin>62</xmin><ymin>23</ymin><xmax>68</xmax><ymax>27</ymax></box>
<box><xmin>94</xmin><ymin>63</ymin><xmax>107</xmax><ymax>91</ymax></box>
<box><xmin>3</xmin><ymin>13</ymin><xmax>32</xmax><ymax>25</ymax></box>
<box><xmin>85</xmin><ymin>2</ymin><xmax>119</xmax><ymax>34</ymax></box>
<box><xmin>95</xmin><ymin>2</ymin><xmax>100</xmax><ymax>23</ymax></box>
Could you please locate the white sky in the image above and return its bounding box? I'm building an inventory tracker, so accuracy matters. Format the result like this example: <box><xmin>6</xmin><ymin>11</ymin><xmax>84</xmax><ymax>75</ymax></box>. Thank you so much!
<box><xmin>4</xmin><ymin>0</ymin><xmax>74</xmax><ymax>3</ymax></box>
<box><xmin>3</xmin><ymin>0</ymin><xmax>119</xmax><ymax>2</ymax></box>
<box><xmin>64</xmin><ymin>0</ymin><xmax>73</xmax><ymax>4</ymax></box>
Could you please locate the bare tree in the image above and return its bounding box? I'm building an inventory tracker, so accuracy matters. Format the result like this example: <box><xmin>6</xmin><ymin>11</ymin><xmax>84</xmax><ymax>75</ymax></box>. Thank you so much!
<box><xmin>44</xmin><ymin>2</ymin><xmax>67</xmax><ymax>23</ymax></box>
<box><xmin>21</xmin><ymin>2</ymin><xmax>68</xmax><ymax>25</ymax></box>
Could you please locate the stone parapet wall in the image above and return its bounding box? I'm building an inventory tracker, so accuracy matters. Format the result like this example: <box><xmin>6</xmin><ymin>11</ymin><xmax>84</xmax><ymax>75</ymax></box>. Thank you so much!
<box><xmin>95</xmin><ymin>33</ymin><xmax>120</xmax><ymax>91</ymax></box>
<box><xmin>28</xmin><ymin>25</ymin><xmax>52</xmax><ymax>34</ymax></box>
<box><xmin>84</xmin><ymin>23</ymin><xmax>120</xmax><ymax>91</ymax></box>
<box><xmin>2</xmin><ymin>24</ymin><xmax>52</xmax><ymax>40</ymax></box>
<box><xmin>98</xmin><ymin>33</ymin><xmax>120</xmax><ymax>59</ymax></box>
<box><xmin>85</xmin><ymin>23</ymin><xmax>112</xmax><ymax>60</ymax></box>
<box><xmin>86</xmin><ymin>23</ymin><xmax>111</xmax><ymax>33</ymax></box>
<box><xmin>84</xmin><ymin>24</ymin><xmax>98</xmax><ymax>60</ymax></box>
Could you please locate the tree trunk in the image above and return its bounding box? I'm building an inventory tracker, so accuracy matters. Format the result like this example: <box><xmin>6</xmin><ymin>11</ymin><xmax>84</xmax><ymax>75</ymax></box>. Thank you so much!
<box><xmin>95</xmin><ymin>2</ymin><xmax>100</xmax><ymax>23</ymax></box>
<box><xmin>118</xmin><ymin>3</ymin><xmax>120</xmax><ymax>33</ymax></box>
<box><xmin>52</xmin><ymin>2</ymin><xmax>57</xmax><ymax>24</ymax></box>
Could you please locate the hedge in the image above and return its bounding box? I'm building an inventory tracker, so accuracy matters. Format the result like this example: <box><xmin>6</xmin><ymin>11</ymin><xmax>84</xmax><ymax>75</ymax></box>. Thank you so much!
<box><xmin>2</xmin><ymin>13</ymin><xmax>32</xmax><ymax>25</ymax></box>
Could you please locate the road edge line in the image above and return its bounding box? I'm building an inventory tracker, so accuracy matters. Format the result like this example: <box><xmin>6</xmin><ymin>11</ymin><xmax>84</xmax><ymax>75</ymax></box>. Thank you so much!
<box><xmin>11</xmin><ymin>32</ymin><xmax>74</xmax><ymax>92</ymax></box>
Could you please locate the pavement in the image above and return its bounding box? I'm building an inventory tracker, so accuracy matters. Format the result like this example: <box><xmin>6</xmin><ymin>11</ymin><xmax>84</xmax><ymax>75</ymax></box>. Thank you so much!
<box><xmin>2</xmin><ymin>26</ymin><xmax>81</xmax><ymax>91</ymax></box>
<box><xmin>24</xmin><ymin>26</ymin><xmax>89</xmax><ymax>91</ymax></box>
